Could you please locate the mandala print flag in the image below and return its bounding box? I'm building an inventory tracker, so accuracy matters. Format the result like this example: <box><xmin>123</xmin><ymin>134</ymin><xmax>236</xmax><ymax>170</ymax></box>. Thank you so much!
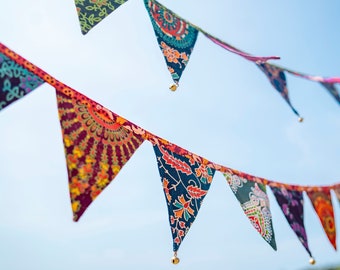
<box><xmin>320</xmin><ymin>82</ymin><xmax>340</xmax><ymax>104</ymax></box>
<box><xmin>56</xmin><ymin>88</ymin><xmax>145</xmax><ymax>221</ymax></box>
<box><xmin>307</xmin><ymin>190</ymin><xmax>337</xmax><ymax>250</ymax></box>
<box><xmin>74</xmin><ymin>0</ymin><xmax>128</xmax><ymax>35</ymax></box>
<box><xmin>153</xmin><ymin>142</ymin><xmax>215</xmax><ymax>252</ymax></box>
<box><xmin>271</xmin><ymin>186</ymin><xmax>312</xmax><ymax>257</ymax></box>
<box><xmin>0</xmin><ymin>52</ymin><xmax>44</xmax><ymax>111</ymax></box>
<box><xmin>257</xmin><ymin>63</ymin><xmax>300</xmax><ymax>117</ymax></box>
<box><xmin>144</xmin><ymin>0</ymin><xmax>198</xmax><ymax>85</ymax></box>
<box><xmin>224</xmin><ymin>172</ymin><xmax>277</xmax><ymax>250</ymax></box>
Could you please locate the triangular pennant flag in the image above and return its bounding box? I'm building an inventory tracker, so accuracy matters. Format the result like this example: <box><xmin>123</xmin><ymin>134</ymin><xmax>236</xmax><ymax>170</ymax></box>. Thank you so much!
<box><xmin>74</xmin><ymin>0</ymin><xmax>128</xmax><ymax>35</ymax></box>
<box><xmin>153</xmin><ymin>142</ymin><xmax>215</xmax><ymax>252</ymax></box>
<box><xmin>257</xmin><ymin>63</ymin><xmax>301</xmax><ymax>118</ymax></box>
<box><xmin>307</xmin><ymin>190</ymin><xmax>337</xmax><ymax>250</ymax></box>
<box><xmin>144</xmin><ymin>0</ymin><xmax>198</xmax><ymax>86</ymax></box>
<box><xmin>271</xmin><ymin>186</ymin><xmax>312</xmax><ymax>258</ymax></box>
<box><xmin>320</xmin><ymin>82</ymin><xmax>340</xmax><ymax>105</ymax></box>
<box><xmin>203</xmin><ymin>33</ymin><xmax>280</xmax><ymax>63</ymax></box>
<box><xmin>0</xmin><ymin>52</ymin><xmax>44</xmax><ymax>111</ymax></box>
<box><xmin>56</xmin><ymin>88</ymin><xmax>145</xmax><ymax>221</ymax></box>
<box><xmin>224</xmin><ymin>172</ymin><xmax>277</xmax><ymax>250</ymax></box>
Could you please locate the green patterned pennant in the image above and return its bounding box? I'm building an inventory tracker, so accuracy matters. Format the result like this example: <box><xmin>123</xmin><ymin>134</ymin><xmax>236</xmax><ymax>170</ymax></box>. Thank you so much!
<box><xmin>224</xmin><ymin>172</ymin><xmax>277</xmax><ymax>250</ymax></box>
<box><xmin>74</xmin><ymin>0</ymin><xmax>128</xmax><ymax>35</ymax></box>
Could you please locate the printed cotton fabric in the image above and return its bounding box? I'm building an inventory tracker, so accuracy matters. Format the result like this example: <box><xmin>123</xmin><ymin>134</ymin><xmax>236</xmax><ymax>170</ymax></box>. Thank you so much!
<box><xmin>320</xmin><ymin>82</ymin><xmax>340</xmax><ymax>104</ymax></box>
<box><xmin>257</xmin><ymin>63</ymin><xmax>300</xmax><ymax>117</ymax></box>
<box><xmin>271</xmin><ymin>186</ymin><xmax>312</xmax><ymax>257</ymax></box>
<box><xmin>74</xmin><ymin>0</ymin><xmax>128</xmax><ymax>35</ymax></box>
<box><xmin>224</xmin><ymin>172</ymin><xmax>277</xmax><ymax>250</ymax></box>
<box><xmin>56</xmin><ymin>88</ymin><xmax>145</xmax><ymax>221</ymax></box>
<box><xmin>307</xmin><ymin>190</ymin><xmax>337</xmax><ymax>250</ymax></box>
<box><xmin>144</xmin><ymin>0</ymin><xmax>198</xmax><ymax>84</ymax></box>
<box><xmin>0</xmin><ymin>52</ymin><xmax>44</xmax><ymax>111</ymax></box>
<box><xmin>153</xmin><ymin>142</ymin><xmax>215</xmax><ymax>252</ymax></box>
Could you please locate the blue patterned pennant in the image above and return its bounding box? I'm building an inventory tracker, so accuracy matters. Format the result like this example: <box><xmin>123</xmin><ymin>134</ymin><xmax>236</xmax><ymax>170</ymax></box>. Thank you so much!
<box><xmin>0</xmin><ymin>52</ymin><xmax>44</xmax><ymax>111</ymax></box>
<box><xmin>153</xmin><ymin>142</ymin><xmax>215</xmax><ymax>252</ymax></box>
<box><xmin>144</xmin><ymin>0</ymin><xmax>198</xmax><ymax>85</ymax></box>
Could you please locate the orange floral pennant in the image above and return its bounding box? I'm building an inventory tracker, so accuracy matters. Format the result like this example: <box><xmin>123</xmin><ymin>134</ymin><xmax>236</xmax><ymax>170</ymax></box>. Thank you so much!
<box><xmin>307</xmin><ymin>190</ymin><xmax>337</xmax><ymax>250</ymax></box>
<box><xmin>56</xmin><ymin>87</ymin><xmax>145</xmax><ymax>221</ymax></box>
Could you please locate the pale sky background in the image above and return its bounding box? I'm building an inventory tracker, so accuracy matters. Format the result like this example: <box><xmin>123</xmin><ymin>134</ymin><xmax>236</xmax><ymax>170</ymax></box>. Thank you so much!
<box><xmin>0</xmin><ymin>1</ymin><xmax>339</xmax><ymax>270</ymax></box>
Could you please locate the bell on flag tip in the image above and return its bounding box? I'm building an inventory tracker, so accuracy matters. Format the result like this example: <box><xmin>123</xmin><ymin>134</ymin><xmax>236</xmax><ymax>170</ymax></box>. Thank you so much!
<box><xmin>309</xmin><ymin>257</ymin><xmax>316</xmax><ymax>265</ymax></box>
<box><xmin>169</xmin><ymin>82</ymin><xmax>179</xmax><ymax>91</ymax></box>
<box><xmin>298</xmin><ymin>117</ymin><xmax>304</xmax><ymax>123</ymax></box>
<box><xmin>171</xmin><ymin>252</ymin><xmax>180</xmax><ymax>264</ymax></box>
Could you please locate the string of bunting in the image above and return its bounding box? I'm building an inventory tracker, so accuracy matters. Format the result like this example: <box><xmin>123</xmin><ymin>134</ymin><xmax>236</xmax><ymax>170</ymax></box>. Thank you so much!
<box><xmin>73</xmin><ymin>0</ymin><xmax>340</xmax><ymax>120</ymax></box>
<box><xmin>1</xmin><ymin>42</ymin><xmax>339</xmax><ymax>265</ymax></box>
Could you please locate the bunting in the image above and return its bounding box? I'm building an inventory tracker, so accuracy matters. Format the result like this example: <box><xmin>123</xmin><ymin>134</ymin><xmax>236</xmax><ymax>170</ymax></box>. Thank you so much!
<box><xmin>153</xmin><ymin>141</ymin><xmax>215</xmax><ymax>253</ymax></box>
<box><xmin>307</xmin><ymin>190</ymin><xmax>337</xmax><ymax>250</ymax></box>
<box><xmin>74</xmin><ymin>0</ymin><xmax>128</xmax><ymax>35</ymax></box>
<box><xmin>144</xmin><ymin>0</ymin><xmax>198</xmax><ymax>87</ymax></box>
<box><xmin>56</xmin><ymin>87</ymin><xmax>145</xmax><ymax>221</ymax></box>
<box><xmin>0</xmin><ymin>42</ymin><xmax>339</xmax><ymax>265</ymax></box>
<box><xmin>0</xmin><ymin>52</ymin><xmax>44</xmax><ymax>111</ymax></box>
<box><xmin>320</xmin><ymin>82</ymin><xmax>340</xmax><ymax>104</ymax></box>
<box><xmin>270</xmin><ymin>187</ymin><xmax>312</xmax><ymax>258</ymax></box>
<box><xmin>257</xmin><ymin>63</ymin><xmax>301</xmax><ymax>119</ymax></box>
<box><xmin>224</xmin><ymin>172</ymin><xmax>277</xmax><ymax>250</ymax></box>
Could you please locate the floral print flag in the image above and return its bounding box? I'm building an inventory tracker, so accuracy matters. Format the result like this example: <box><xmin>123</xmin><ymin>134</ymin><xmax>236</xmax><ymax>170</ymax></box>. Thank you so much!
<box><xmin>257</xmin><ymin>63</ymin><xmax>300</xmax><ymax>118</ymax></box>
<box><xmin>144</xmin><ymin>0</ymin><xmax>198</xmax><ymax>86</ymax></box>
<box><xmin>224</xmin><ymin>172</ymin><xmax>277</xmax><ymax>250</ymax></box>
<box><xmin>74</xmin><ymin>0</ymin><xmax>128</xmax><ymax>35</ymax></box>
<box><xmin>307</xmin><ymin>190</ymin><xmax>337</xmax><ymax>250</ymax></box>
<box><xmin>153</xmin><ymin>142</ymin><xmax>215</xmax><ymax>252</ymax></box>
<box><xmin>0</xmin><ymin>52</ymin><xmax>44</xmax><ymax>111</ymax></box>
<box><xmin>56</xmin><ymin>88</ymin><xmax>145</xmax><ymax>221</ymax></box>
<box><xmin>271</xmin><ymin>186</ymin><xmax>312</xmax><ymax>257</ymax></box>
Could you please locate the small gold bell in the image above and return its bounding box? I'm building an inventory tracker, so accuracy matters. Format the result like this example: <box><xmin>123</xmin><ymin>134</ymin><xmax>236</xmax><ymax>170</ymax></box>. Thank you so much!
<box><xmin>298</xmin><ymin>117</ymin><xmax>304</xmax><ymax>123</ymax></box>
<box><xmin>169</xmin><ymin>83</ymin><xmax>178</xmax><ymax>91</ymax></box>
<box><xmin>309</xmin><ymin>257</ymin><xmax>316</xmax><ymax>265</ymax></box>
<box><xmin>171</xmin><ymin>253</ymin><xmax>180</xmax><ymax>264</ymax></box>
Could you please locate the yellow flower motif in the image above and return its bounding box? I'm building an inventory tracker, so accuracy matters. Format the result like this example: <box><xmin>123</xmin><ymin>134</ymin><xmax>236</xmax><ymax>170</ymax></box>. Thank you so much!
<box><xmin>112</xmin><ymin>165</ymin><xmax>120</xmax><ymax>174</ymax></box>
<box><xmin>73</xmin><ymin>146</ymin><xmax>84</xmax><ymax>158</ymax></box>
<box><xmin>96</xmin><ymin>177</ymin><xmax>109</xmax><ymax>188</ymax></box>
<box><xmin>86</xmin><ymin>155</ymin><xmax>95</xmax><ymax>164</ymax></box>
<box><xmin>72</xmin><ymin>201</ymin><xmax>80</xmax><ymax>213</ymax></box>
<box><xmin>100</xmin><ymin>162</ymin><xmax>109</xmax><ymax>171</ymax></box>
<box><xmin>115</xmin><ymin>116</ymin><xmax>126</xmax><ymax>125</ymax></box>
<box><xmin>70</xmin><ymin>186</ymin><xmax>80</xmax><ymax>197</ymax></box>
<box><xmin>64</xmin><ymin>135</ymin><xmax>73</xmax><ymax>147</ymax></box>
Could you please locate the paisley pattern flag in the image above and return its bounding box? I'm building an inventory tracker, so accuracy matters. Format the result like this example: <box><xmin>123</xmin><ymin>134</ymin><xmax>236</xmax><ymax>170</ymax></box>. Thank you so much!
<box><xmin>320</xmin><ymin>82</ymin><xmax>340</xmax><ymax>105</ymax></box>
<box><xmin>271</xmin><ymin>186</ymin><xmax>312</xmax><ymax>257</ymax></box>
<box><xmin>56</xmin><ymin>88</ymin><xmax>145</xmax><ymax>221</ymax></box>
<box><xmin>0</xmin><ymin>52</ymin><xmax>44</xmax><ymax>111</ymax></box>
<box><xmin>74</xmin><ymin>0</ymin><xmax>128</xmax><ymax>35</ymax></box>
<box><xmin>153</xmin><ymin>142</ymin><xmax>215</xmax><ymax>252</ymax></box>
<box><xmin>307</xmin><ymin>190</ymin><xmax>337</xmax><ymax>250</ymax></box>
<box><xmin>144</xmin><ymin>0</ymin><xmax>198</xmax><ymax>85</ymax></box>
<box><xmin>224</xmin><ymin>172</ymin><xmax>277</xmax><ymax>250</ymax></box>
<box><xmin>257</xmin><ymin>63</ymin><xmax>300</xmax><ymax>117</ymax></box>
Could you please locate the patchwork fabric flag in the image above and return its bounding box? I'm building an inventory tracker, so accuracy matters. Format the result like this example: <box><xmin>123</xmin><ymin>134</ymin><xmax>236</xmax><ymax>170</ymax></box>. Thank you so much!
<box><xmin>153</xmin><ymin>142</ymin><xmax>215</xmax><ymax>252</ymax></box>
<box><xmin>271</xmin><ymin>186</ymin><xmax>312</xmax><ymax>257</ymax></box>
<box><xmin>224</xmin><ymin>172</ymin><xmax>277</xmax><ymax>250</ymax></box>
<box><xmin>320</xmin><ymin>82</ymin><xmax>340</xmax><ymax>104</ymax></box>
<box><xmin>56</xmin><ymin>88</ymin><xmax>145</xmax><ymax>221</ymax></box>
<box><xmin>144</xmin><ymin>0</ymin><xmax>198</xmax><ymax>85</ymax></box>
<box><xmin>307</xmin><ymin>190</ymin><xmax>337</xmax><ymax>250</ymax></box>
<box><xmin>257</xmin><ymin>63</ymin><xmax>300</xmax><ymax>118</ymax></box>
<box><xmin>203</xmin><ymin>33</ymin><xmax>280</xmax><ymax>63</ymax></box>
<box><xmin>74</xmin><ymin>0</ymin><xmax>128</xmax><ymax>35</ymax></box>
<box><xmin>0</xmin><ymin>52</ymin><xmax>44</xmax><ymax>111</ymax></box>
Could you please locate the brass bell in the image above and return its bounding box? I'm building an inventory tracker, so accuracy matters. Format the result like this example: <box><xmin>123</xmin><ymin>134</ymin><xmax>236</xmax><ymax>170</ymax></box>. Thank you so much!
<box><xmin>169</xmin><ymin>83</ymin><xmax>178</xmax><ymax>91</ymax></box>
<box><xmin>171</xmin><ymin>253</ymin><xmax>180</xmax><ymax>264</ymax></box>
<box><xmin>298</xmin><ymin>117</ymin><xmax>304</xmax><ymax>123</ymax></box>
<box><xmin>309</xmin><ymin>257</ymin><xmax>316</xmax><ymax>265</ymax></box>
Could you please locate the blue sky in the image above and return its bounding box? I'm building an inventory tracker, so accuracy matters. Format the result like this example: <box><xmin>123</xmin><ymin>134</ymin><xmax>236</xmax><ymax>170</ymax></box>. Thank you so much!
<box><xmin>0</xmin><ymin>0</ymin><xmax>339</xmax><ymax>269</ymax></box>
